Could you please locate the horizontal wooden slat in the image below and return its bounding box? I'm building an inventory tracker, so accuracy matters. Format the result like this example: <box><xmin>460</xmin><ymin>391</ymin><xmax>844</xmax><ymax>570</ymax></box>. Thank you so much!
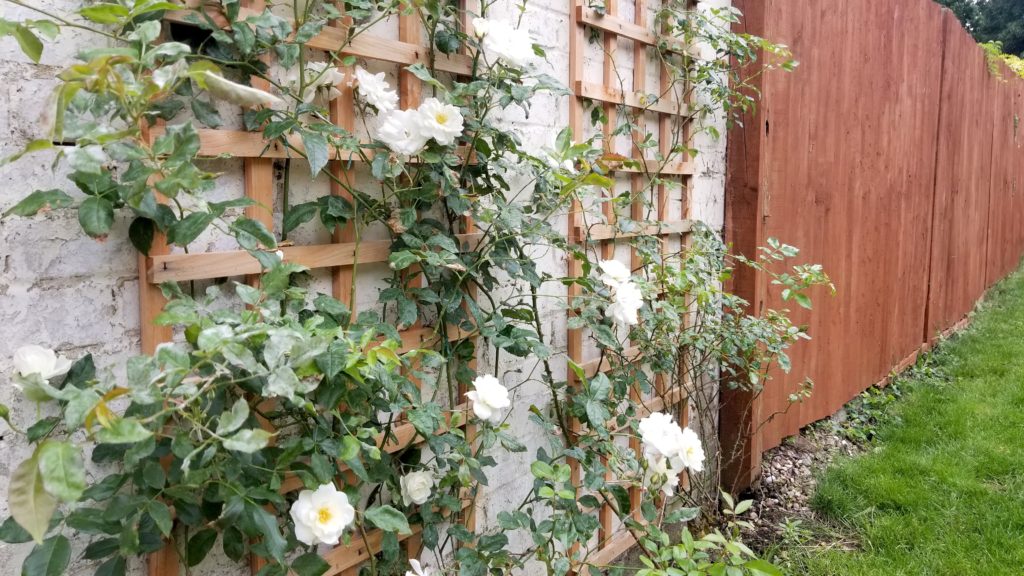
<box><xmin>150</xmin><ymin>127</ymin><xmax>355</xmax><ymax>160</ymax></box>
<box><xmin>637</xmin><ymin>385</ymin><xmax>687</xmax><ymax>418</ymax></box>
<box><xmin>309</xmin><ymin>25</ymin><xmax>474</xmax><ymax>76</ymax></box>
<box><xmin>581</xmin><ymin>346</ymin><xmax>641</xmax><ymax>378</ymax></box>
<box><xmin>147</xmin><ymin>233</ymin><xmax>482</xmax><ymax>283</ymax></box>
<box><xmin>576</xmin><ymin>81</ymin><xmax>684</xmax><ymax>115</ymax></box>
<box><xmin>165</xmin><ymin>4</ymin><xmax>473</xmax><ymax>75</ymax></box>
<box><xmin>150</xmin><ymin>128</ymin><xmax>474</xmax><ymax>164</ymax></box>
<box><xmin>577</xmin><ymin>219</ymin><xmax>693</xmax><ymax>242</ymax></box>
<box><xmin>599</xmin><ymin>154</ymin><xmax>694</xmax><ymax>176</ymax></box>
<box><xmin>576</xmin><ymin>6</ymin><xmax>685</xmax><ymax>52</ymax></box>
<box><xmin>584</xmin><ymin>530</ymin><xmax>636</xmax><ymax>571</ymax></box>
<box><xmin>322</xmin><ymin>497</ymin><xmax>473</xmax><ymax>575</ymax></box>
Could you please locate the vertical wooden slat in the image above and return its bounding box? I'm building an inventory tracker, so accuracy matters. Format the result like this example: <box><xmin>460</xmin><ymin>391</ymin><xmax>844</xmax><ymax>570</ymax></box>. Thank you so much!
<box><xmin>329</xmin><ymin>17</ymin><xmax>357</xmax><ymax>306</ymax></box>
<box><xmin>141</xmin><ymin>30</ymin><xmax>176</xmax><ymax>576</ymax></box>
<box><xmin>139</xmin><ymin>118</ymin><xmax>173</xmax><ymax>355</ymax></box>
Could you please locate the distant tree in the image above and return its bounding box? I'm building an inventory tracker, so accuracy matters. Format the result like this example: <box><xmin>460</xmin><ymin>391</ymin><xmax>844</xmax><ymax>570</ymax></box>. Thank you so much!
<box><xmin>974</xmin><ymin>0</ymin><xmax>1024</xmax><ymax>56</ymax></box>
<box><xmin>935</xmin><ymin>0</ymin><xmax>982</xmax><ymax>32</ymax></box>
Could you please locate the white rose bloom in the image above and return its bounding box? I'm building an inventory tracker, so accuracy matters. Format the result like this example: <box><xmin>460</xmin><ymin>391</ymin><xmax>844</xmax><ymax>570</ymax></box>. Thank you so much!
<box><xmin>606</xmin><ymin>280</ymin><xmax>644</xmax><ymax>327</ymax></box>
<box><xmin>647</xmin><ymin>454</ymin><xmax>683</xmax><ymax>496</ymax></box>
<box><xmin>416</xmin><ymin>98</ymin><xmax>464</xmax><ymax>146</ymax></box>
<box><xmin>377</xmin><ymin>109</ymin><xmax>430</xmax><ymax>156</ymax></box>
<box><xmin>597</xmin><ymin>260</ymin><xmax>632</xmax><ymax>287</ymax></box>
<box><xmin>465</xmin><ymin>374</ymin><xmax>511</xmax><ymax>425</ymax></box>
<box><xmin>290</xmin><ymin>62</ymin><xmax>345</xmax><ymax>103</ymax></box>
<box><xmin>13</xmin><ymin>345</ymin><xmax>72</xmax><ymax>381</ymax></box>
<box><xmin>472</xmin><ymin>17</ymin><xmax>535</xmax><ymax>68</ymax></box>
<box><xmin>406</xmin><ymin>559</ymin><xmax>432</xmax><ymax>576</ymax></box>
<box><xmin>678</xmin><ymin>426</ymin><xmax>706</xmax><ymax>473</ymax></box>
<box><xmin>289</xmin><ymin>483</ymin><xmax>355</xmax><ymax>546</ymax></box>
<box><xmin>354</xmin><ymin>67</ymin><xmax>399</xmax><ymax>114</ymax></box>
<box><xmin>400</xmin><ymin>470</ymin><xmax>434</xmax><ymax>506</ymax></box>
<box><xmin>470</xmin><ymin>16</ymin><xmax>490</xmax><ymax>37</ymax></box>
<box><xmin>201</xmin><ymin>71</ymin><xmax>285</xmax><ymax>108</ymax></box>
<box><xmin>639</xmin><ymin>412</ymin><xmax>685</xmax><ymax>460</ymax></box>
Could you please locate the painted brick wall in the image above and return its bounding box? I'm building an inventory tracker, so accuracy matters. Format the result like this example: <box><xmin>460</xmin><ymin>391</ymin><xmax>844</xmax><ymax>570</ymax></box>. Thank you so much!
<box><xmin>0</xmin><ymin>0</ymin><xmax>728</xmax><ymax>573</ymax></box>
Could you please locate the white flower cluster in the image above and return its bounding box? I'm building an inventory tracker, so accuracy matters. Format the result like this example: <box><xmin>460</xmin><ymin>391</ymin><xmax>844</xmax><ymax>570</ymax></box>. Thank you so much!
<box><xmin>472</xmin><ymin>17</ymin><xmax>536</xmax><ymax>68</ymax></box>
<box><xmin>288</xmin><ymin>471</ymin><xmax>436</xmax><ymax>546</ymax></box>
<box><xmin>638</xmin><ymin>412</ymin><xmax>705</xmax><ymax>496</ymax></box>
<box><xmin>597</xmin><ymin>260</ymin><xmax>645</xmax><ymax>327</ymax></box>
<box><xmin>353</xmin><ymin>67</ymin><xmax>465</xmax><ymax>156</ymax></box>
<box><xmin>466</xmin><ymin>373</ymin><xmax>511</xmax><ymax>425</ymax></box>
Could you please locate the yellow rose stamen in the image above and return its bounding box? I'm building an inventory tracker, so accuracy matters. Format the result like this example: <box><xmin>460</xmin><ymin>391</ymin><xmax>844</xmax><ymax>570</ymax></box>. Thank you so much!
<box><xmin>436</xmin><ymin>113</ymin><xmax>448</xmax><ymax>124</ymax></box>
<box><xmin>317</xmin><ymin>507</ymin><xmax>332</xmax><ymax>524</ymax></box>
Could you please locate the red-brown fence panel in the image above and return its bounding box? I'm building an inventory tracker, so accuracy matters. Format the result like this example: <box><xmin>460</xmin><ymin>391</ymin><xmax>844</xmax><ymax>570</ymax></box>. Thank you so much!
<box><xmin>723</xmin><ymin>0</ymin><xmax>1024</xmax><ymax>489</ymax></box>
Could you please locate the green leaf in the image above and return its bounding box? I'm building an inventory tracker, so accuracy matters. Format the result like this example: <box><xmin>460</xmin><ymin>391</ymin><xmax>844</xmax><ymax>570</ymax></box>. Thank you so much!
<box><xmin>216</xmin><ymin>398</ymin><xmax>250</xmax><ymax>435</ymax></box>
<box><xmin>142</xmin><ymin>461</ymin><xmax>166</xmax><ymax>490</ymax></box>
<box><xmin>0</xmin><ymin>139</ymin><xmax>54</xmax><ymax>168</ymax></box>
<box><xmin>190</xmin><ymin>98</ymin><xmax>223</xmax><ymax>128</ymax></box>
<box><xmin>94</xmin><ymin>556</ymin><xmax>127</xmax><ymax>576</ymax></box>
<box><xmin>338</xmin><ymin>436</ymin><xmax>360</xmax><ymax>461</ymax></box>
<box><xmin>315</xmin><ymin>342</ymin><xmax>348</xmax><ymax>380</ymax></box>
<box><xmin>0</xmin><ymin>516</ymin><xmax>32</xmax><ymax>543</ymax></box>
<box><xmin>363</xmin><ymin>505</ymin><xmax>412</xmax><ymax>534</ymax></box>
<box><xmin>223</xmin><ymin>429</ymin><xmax>272</xmax><ymax>453</ymax></box>
<box><xmin>388</xmin><ymin>250</ymin><xmax>420</xmax><ymax>271</ymax></box>
<box><xmin>128</xmin><ymin>217</ymin><xmax>155</xmax><ymax>255</ymax></box>
<box><xmin>746</xmin><ymin>559</ymin><xmax>784</xmax><ymax>576</ymax></box>
<box><xmin>96</xmin><ymin>418</ymin><xmax>153</xmax><ymax>444</ymax></box>
<box><xmin>404</xmin><ymin>64</ymin><xmax>445</xmax><ymax>90</ymax></box>
<box><xmin>22</xmin><ymin>534</ymin><xmax>70</xmax><ymax>576</ymax></box>
<box><xmin>167</xmin><ymin>212</ymin><xmax>214</xmax><ymax>246</ymax></box>
<box><xmin>77</xmin><ymin>197</ymin><xmax>114</xmax><ymax>239</ymax></box>
<box><xmin>36</xmin><ymin>441</ymin><xmax>85</xmax><ymax>503</ymax></box>
<box><xmin>231</xmin><ymin>217</ymin><xmax>277</xmax><ymax>249</ymax></box>
<box><xmin>12</xmin><ymin>25</ymin><xmax>43</xmax><ymax>63</ymax></box>
<box><xmin>3</xmin><ymin>189</ymin><xmax>73</xmax><ymax>218</ymax></box>
<box><xmin>63</xmin><ymin>388</ymin><xmax>100</xmax><ymax>430</ymax></box>
<box><xmin>8</xmin><ymin>455</ymin><xmax>57</xmax><ymax>543</ymax></box>
<box><xmin>187</xmin><ymin>528</ymin><xmax>218</xmax><ymax>567</ymax></box>
<box><xmin>222</xmin><ymin>526</ymin><xmax>245</xmax><ymax>561</ymax></box>
<box><xmin>607</xmin><ymin>484</ymin><xmax>631</xmax><ymax>516</ymax></box>
<box><xmin>147</xmin><ymin>501</ymin><xmax>173</xmax><ymax>537</ymax></box>
<box><xmin>291</xmin><ymin>552</ymin><xmax>330</xmax><ymax>576</ymax></box>
<box><xmin>79</xmin><ymin>4</ymin><xmax>130</xmax><ymax>24</ymax></box>
<box><xmin>282</xmin><ymin>201</ymin><xmax>318</xmax><ymax>234</ymax></box>
<box><xmin>247</xmin><ymin>504</ymin><xmax>286</xmax><ymax>562</ymax></box>
<box><xmin>301</xmin><ymin>131</ymin><xmax>328</xmax><ymax>177</ymax></box>
<box><xmin>83</xmin><ymin>537</ymin><xmax>119</xmax><ymax>560</ymax></box>
<box><xmin>25</xmin><ymin>417</ymin><xmax>58</xmax><ymax>443</ymax></box>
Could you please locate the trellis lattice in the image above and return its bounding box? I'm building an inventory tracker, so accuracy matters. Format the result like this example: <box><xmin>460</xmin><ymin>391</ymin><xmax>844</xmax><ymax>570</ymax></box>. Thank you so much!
<box><xmin>144</xmin><ymin>1</ymin><xmax>479</xmax><ymax>574</ymax></box>
<box><xmin>567</xmin><ymin>0</ymin><xmax>697</xmax><ymax>568</ymax></box>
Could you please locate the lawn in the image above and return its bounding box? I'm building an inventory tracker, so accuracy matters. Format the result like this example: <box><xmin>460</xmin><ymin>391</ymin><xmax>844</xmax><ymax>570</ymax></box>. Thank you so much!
<box><xmin>781</xmin><ymin>271</ymin><xmax>1024</xmax><ymax>575</ymax></box>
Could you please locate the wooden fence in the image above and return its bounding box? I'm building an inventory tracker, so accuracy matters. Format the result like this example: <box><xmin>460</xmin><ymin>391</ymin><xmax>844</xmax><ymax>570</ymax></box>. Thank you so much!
<box><xmin>723</xmin><ymin>0</ymin><xmax>1024</xmax><ymax>489</ymax></box>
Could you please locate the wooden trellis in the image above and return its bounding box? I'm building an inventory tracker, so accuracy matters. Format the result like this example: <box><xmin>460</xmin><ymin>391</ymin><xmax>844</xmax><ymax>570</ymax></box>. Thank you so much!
<box><xmin>568</xmin><ymin>0</ymin><xmax>697</xmax><ymax>568</ymax></box>
<box><xmin>144</xmin><ymin>2</ymin><xmax>478</xmax><ymax>574</ymax></box>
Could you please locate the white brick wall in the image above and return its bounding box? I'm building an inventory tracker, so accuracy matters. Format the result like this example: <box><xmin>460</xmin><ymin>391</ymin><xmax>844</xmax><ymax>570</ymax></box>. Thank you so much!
<box><xmin>0</xmin><ymin>0</ymin><xmax>727</xmax><ymax>573</ymax></box>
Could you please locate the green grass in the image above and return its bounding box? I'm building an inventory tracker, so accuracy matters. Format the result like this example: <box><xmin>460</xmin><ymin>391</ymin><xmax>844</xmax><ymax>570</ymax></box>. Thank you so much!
<box><xmin>780</xmin><ymin>271</ymin><xmax>1024</xmax><ymax>575</ymax></box>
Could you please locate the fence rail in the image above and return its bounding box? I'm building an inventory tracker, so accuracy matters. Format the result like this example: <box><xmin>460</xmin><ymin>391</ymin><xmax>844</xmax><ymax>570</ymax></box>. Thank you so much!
<box><xmin>723</xmin><ymin>0</ymin><xmax>1024</xmax><ymax>489</ymax></box>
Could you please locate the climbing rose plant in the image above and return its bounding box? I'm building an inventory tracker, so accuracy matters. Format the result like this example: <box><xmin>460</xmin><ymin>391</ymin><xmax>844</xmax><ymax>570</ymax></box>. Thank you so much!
<box><xmin>0</xmin><ymin>1</ymin><xmax>828</xmax><ymax>575</ymax></box>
